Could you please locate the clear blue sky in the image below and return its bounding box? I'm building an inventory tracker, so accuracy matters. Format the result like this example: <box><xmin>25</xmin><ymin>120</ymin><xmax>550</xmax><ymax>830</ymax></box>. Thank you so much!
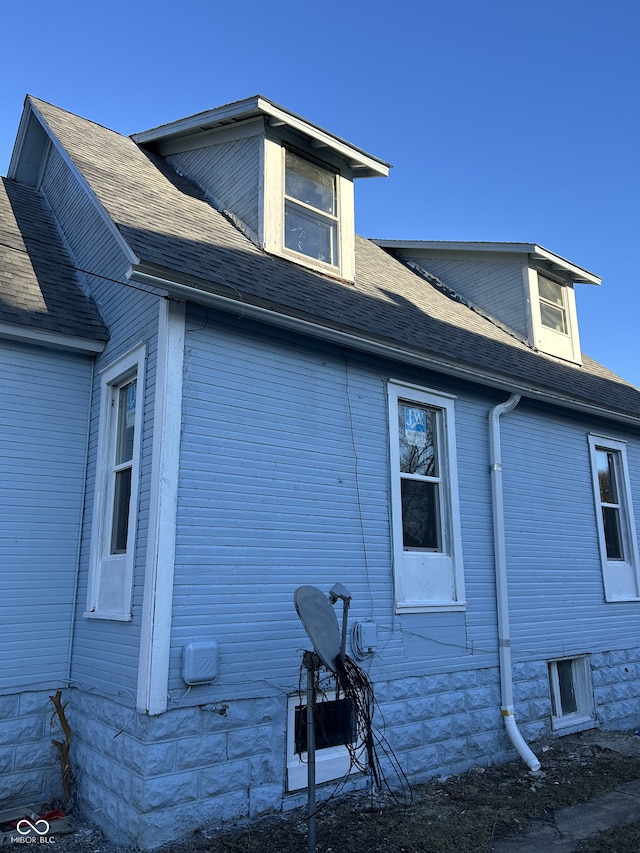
<box><xmin>2</xmin><ymin>0</ymin><xmax>638</xmax><ymax>387</ymax></box>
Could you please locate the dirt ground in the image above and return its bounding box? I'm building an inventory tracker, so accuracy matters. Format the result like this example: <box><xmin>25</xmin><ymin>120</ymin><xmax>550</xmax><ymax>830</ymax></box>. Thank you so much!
<box><xmin>20</xmin><ymin>728</ymin><xmax>640</xmax><ymax>853</ymax></box>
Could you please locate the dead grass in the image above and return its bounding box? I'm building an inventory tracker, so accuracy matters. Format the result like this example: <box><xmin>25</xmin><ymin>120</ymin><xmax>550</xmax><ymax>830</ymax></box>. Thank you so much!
<box><xmin>48</xmin><ymin>729</ymin><xmax>640</xmax><ymax>853</ymax></box>
<box><xmin>176</xmin><ymin>729</ymin><xmax>640</xmax><ymax>853</ymax></box>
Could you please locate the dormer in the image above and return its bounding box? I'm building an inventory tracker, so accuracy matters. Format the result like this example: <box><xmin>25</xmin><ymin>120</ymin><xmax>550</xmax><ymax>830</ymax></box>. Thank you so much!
<box><xmin>133</xmin><ymin>96</ymin><xmax>389</xmax><ymax>282</ymax></box>
<box><xmin>375</xmin><ymin>241</ymin><xmax>601</xmax><ymax>366</ymax></box>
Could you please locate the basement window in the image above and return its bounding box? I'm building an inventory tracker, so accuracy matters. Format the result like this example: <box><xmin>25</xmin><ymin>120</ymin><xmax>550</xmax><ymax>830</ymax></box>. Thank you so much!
<box><xmin>286</xmin><ymin>692</ymin><xmax>357</xmax><ymax>791</ymax></box>
<box><xmin>548</xmin><ymin>656</ymin><xmax>594</xmax><ymax>730</ymax></box>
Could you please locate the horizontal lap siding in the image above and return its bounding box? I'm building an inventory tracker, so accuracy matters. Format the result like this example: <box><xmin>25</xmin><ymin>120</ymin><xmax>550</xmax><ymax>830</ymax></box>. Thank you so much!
<box><xmin>41</xmin><ymin>148</ymin><xmax>160</xmax><ymax>698</ymax></box>
<box><xmin>172</xmin><ymin>318</ymin><xmax>390</xmax><ymax>694</ymax></box>
<box><xmin>402</xmin><ymin>254</ymin><xmax>528</xmax><ymax>339</ymax></box>
<box><xmin>168</xmin><ymin>135</ymin><xmax>261</xmax><ymax>237</ymax></box>
<box><xmin>0</xmin><ymin>342</ymin><xmax>92</xmax><ymax>691</ymax></box>
<box><xmin>502</xmin><ymin>403</ymin><xmax>640</xmax><ymax>658</ymax></box>
<box><xmin>170</xmin><ymin>314</ymin><xmax>500</xmax><ymax>701</ymax></box>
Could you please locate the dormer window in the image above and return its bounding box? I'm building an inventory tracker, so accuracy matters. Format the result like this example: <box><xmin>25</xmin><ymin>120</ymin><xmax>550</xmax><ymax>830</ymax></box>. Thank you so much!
<box><xmin>528</xmin><ymin>268</ymin><xmax>582</xmax><ymax>365</ymax></box>
<box><xmin>538</xmin><ymin>276</ymin><xmax>568</xmax><ymax>334</ymax></box>
<box><xmin>132</xmin><ymin>96</ymin><xmax>389</xmax><ymax>283</ymax></box>
<box><xmin>284</xmin><ymin>151</ymin><xmax>338</xmax><ymax>267</ymax></box>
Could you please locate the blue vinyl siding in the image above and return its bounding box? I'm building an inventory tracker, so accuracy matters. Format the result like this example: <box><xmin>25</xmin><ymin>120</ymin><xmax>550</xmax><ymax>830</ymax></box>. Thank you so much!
<box><xmin>39</xmin><ymin>146</ymin><xmax>161</xmax><ymax>699</ymax></box>
<box><xmin>0</xmin><ymin>341</ymin><xmax>92</xmax><ymax>691</ymax></box>
<box><xmin>167</xmin><ymin>133</ymin><xmax>262</xmax><ymax>237</ymax></box>
<box><xmin>168</xmin><ymin>311</ymin><xmax>502</xmax><ymax>703</ymax></box>
<box><xmin>399</xmin><ymin>252</ymin><xmax>529</xmax><ymax>339</ymax></box>
<box><xmin>502</xmin><ymin>403</ymin><xmax>640</xmax><ymax>658</ymax></box>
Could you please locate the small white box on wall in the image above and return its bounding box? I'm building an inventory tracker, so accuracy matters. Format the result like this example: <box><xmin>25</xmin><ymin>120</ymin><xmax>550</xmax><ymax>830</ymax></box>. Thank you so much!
<box><xmin>182</xmin><ymin>640</ymin><xmax>219</xmax><ymax>684</ymax></box>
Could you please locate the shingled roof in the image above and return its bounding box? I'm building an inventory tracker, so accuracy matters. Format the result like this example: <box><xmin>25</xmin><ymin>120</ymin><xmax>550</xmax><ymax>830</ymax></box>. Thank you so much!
<box><xmin>0</xmin><ymin>177</ymin><xmax>108</xmax><ymax>346</ymax></box>
<box><xmin>24</xmin><ymin>97</ymin><xmax>640</xmax><ymax>420</ymax></box>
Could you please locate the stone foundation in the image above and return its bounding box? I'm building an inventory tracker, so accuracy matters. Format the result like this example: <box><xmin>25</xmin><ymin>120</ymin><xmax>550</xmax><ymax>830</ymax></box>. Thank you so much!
<box><xmin>0</xmin><ymin>689</ymin><xmax>64</xmax><ymax>809</ymax></box>
<box><xmin>3</xmin><ymin>650</ymin><xmax>638</xmax><ymax>849</ymax></box>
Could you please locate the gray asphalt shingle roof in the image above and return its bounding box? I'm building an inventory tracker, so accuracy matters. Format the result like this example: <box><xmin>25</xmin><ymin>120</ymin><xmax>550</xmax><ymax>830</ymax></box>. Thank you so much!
<box><xmin>0</xmin><ymin>177</ymin><xmax>108</xmax><ymax>342</ymax></box>
<box><xmin>27</xmin><ymin>97</ymin><xmax>640</xmax><ymax>419</ymax></box>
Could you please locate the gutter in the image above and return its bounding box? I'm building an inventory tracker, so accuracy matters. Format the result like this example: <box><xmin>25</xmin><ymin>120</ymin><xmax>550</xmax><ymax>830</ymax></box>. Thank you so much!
<box><xmin>129</xmin><ymin>267</ymin><xmax>640</xmax><ymax>429</ymax></box>
<box><xmin>489</xmin><ymin>394</ymin><xmax>541</xmax><ymax>772</ymax></box>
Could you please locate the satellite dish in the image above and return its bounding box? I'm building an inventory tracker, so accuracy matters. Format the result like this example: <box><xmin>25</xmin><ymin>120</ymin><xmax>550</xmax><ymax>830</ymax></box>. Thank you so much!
<box><xmin>294</xmin><ymin>586</ymin><xmax>341</xmax><ymax>672</ymax></box>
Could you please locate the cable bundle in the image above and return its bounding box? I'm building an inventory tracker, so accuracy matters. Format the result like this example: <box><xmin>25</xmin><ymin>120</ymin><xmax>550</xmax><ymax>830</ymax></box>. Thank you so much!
<box><xmin>334</xmin><ymin>654</ymin><xmax>413</xmax><ymax>810</ymax></box>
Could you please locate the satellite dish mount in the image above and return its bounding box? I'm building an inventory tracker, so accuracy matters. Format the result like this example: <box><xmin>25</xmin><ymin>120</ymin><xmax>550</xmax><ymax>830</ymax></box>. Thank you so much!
<box><xmin>293</xmin><ymin>583</ymin><xmax>352</xmax><ymax>852</ymax></box>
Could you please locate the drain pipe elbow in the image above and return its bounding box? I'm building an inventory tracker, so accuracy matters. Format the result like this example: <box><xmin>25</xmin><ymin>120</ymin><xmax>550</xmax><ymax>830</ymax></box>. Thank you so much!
<box><xmin>502</xmin><ymin>707</ymin><xmax>541</xmax><ymax>771</ymax></box>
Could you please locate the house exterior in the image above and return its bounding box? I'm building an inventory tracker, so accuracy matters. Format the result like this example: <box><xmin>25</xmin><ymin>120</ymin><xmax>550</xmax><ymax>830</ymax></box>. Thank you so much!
<box><xmin>1</xmin><ymin>94</ymin><xmax>639</xmax><ymax>849</ymax></box>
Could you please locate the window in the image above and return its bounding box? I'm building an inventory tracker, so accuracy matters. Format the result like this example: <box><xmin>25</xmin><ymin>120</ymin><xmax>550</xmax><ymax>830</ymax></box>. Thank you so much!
<box><xmin>85</xmin><ymin>346</ymin><xmax>145</xmax><ymax>620</ymax></box>
<box><xmin>548</xmin><ymin>656</ymin><xmax>594</xmax><ymax>730</ymax></box>
<box><xmin>588</xmin><ymin>435</ymin><xmax>640</xmax><ymax>601</ymax></box>
<box><xmin>286</xmin><ymin>692</ymin><xmax>358</xmax><ymax>791</ymax></box>
<box><xmin>388</xmin><ymin>382</ymin><xmax>465</xmax><ymax>612</ymax></box>
<box><xmin>538</xmin><ymin>276</ymin><xmax>568</xmax><ymax>334</ymax></box>
<box><xmin>284</xmin><ymin>150</ymin><xmax>339</xmax><ymax>267</ymax></box>
<box><xmin>526</xmin><ymin>269</ymin><xmax>582</xmax><ymax>364</ymax></box>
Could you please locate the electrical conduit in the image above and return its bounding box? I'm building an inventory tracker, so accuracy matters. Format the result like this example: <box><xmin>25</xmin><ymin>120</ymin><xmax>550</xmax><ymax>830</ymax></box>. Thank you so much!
<box><xmin>489</xmin><ymin>394</ymin><xmax>541</xmax><ymax>772</ymax></box>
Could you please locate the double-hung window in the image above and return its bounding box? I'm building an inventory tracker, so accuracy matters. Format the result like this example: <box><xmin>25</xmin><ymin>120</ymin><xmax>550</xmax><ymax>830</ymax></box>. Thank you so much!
<box><xmin>284</xmin><ymin>150</ymin><xmax>339</xmax><ymax>268</ymax></box>
<box><xmin>388</xmin><ymin>382</ymin><xmax>465</xmax><ymax>611</ymax></box>
<box><xmin>587</xmin><ymin>434</ymin><xmax>639</xmax><ymax>601</ymax></box>
<box><xmin>86</xmin><ymin>346</ymin><xmax>145</xmax><ymax>620</ymax></box>
<box><xmin>527</xmin><ymin>269</ymin><xmax>582</xmax><ymax>364</ymax></box>
<box><xmin>538</xmin><ymin>276</ymin><xmax>568</xmax><ymax>334</ymax></box>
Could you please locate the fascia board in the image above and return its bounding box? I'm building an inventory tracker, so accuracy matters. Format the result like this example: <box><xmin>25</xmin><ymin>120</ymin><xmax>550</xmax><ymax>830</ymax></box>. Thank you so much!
<box><xmin>20</xmin><ymin>98</ymin><xmax>139</xmax><ymax>267</ymax></box>
<box><xmin>373</xmin><ymin>239</ymin><xmax>537</xmax><ymax>254</ymax></box>
<box><xmin>0</xmin><ymin>321</ymin><xmax>106</xmax><ymax>353</ymax></box>
<box><xmin>530</xmin><ymin>245</ymin><xmax>601</xmax><ymax>285</ymax></box>
<box><xmin>133</xmin><ymin>95</ymin><xmax>390</xmax><ymax>178</ymax></box>
<box><xmin>374</xmin><ymin>240</ymin><xmax>601</xmax><ymax>285</ymax></box>
<box><xmin>7</xmin><ymin>97</ymin><xmax>33</xmax><ymax>179</ymax></box>
<box><xmin>129</xmin><ymin>266</ymin><xmax>640</xmax><ymax>428</ymax></box>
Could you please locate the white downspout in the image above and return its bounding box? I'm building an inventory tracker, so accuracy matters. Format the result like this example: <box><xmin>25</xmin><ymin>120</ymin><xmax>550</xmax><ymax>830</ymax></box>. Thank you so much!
<box><xmin>489</xmin><ymin>394</ymin><xmax>541</xmax><ymax>772</ymax></box>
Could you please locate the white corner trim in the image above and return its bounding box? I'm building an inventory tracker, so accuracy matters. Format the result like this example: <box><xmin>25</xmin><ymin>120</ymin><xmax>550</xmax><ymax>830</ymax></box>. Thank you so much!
<box><xmin>137</xmin><ymin>299</ymin><xmax>185</xmax><ymax>714</ymax></box>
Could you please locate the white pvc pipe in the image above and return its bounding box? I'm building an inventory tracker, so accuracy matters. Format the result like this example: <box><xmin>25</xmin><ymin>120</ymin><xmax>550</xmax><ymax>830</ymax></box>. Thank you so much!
<box><xmin>490</xmin><ymin>394</ymin><xmax>541</xmax><ymax>772</ymax></box>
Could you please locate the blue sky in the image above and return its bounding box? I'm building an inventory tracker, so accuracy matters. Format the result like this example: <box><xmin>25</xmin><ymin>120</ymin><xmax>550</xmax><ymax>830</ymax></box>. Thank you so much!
<box><xmin>2</xmin><ymin>0</ymin><xmax>638</xmax><ymax>387</ymax></box>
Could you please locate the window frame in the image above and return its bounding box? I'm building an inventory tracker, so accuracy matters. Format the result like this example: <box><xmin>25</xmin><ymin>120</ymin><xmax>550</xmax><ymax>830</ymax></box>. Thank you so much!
<box><xmin>283</xmin><ymin>149</ymin><xmax>339</xmax><ymax>268</ymax></box>
<box><xmin>286</xmin><ymin>691</ymin><xmax>361</xmax><ymax>791</ymax></box>
<box><xmin>538</xmin><ymin>275</ymin><xmax>568</xmax><ymax>334</ymax></box>
<box><xmin>526</xmin><ymin>268</ymin><xmax>582</xmax><ymax>365</ymax></box>
<box><xmin>548</xmin><ymin>655</ymin><xmax>595</xmax><ymax>731</ymax></box>
<box><xmin>262</xmin><ymin>137</ymin><xmax>356</xmax><ymax>281</ymax></box>
<box><xmin>85</xmin><ymin>345</ymin><xmax>146</xmax><ymax>621</ymax></box>
<box><xmin>587</xmin><ymin>434</ymin><xmax>640</xmax><ymax>602</ymax></box>
<box><xmin>388</xmin><ymin>381</ymin><xmax>465</xmax><ymax>613</ymax></box>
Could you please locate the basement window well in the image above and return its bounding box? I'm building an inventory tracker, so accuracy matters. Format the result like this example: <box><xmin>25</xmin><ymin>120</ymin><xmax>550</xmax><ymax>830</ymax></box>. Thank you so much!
<box><xmin>286</xmin><ymin>692</ymin><xmax>357</xmax><ymax>791</ymax></box>
<box><xmin>548</xmin><ymin>656</ymin><xmax>594</xmax><ymax>731</ymax></box>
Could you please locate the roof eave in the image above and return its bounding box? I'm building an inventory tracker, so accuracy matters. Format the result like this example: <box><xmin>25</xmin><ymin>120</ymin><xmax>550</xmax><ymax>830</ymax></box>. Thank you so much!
<box><xmin>0</xmin><ymin>321</ymin><xmax>107</xmax><ymax>354</ymax></box>
<box><xmin>131</xmin><ymin>95</ymin><xmax>390</xmax><ymax>178</ymax></box>
<box><xmin>129</xmin><ymin>264</ymin><xmax>638</xmax><ymax>427</ymax></box>
<box><xmin>374</xmin><ymin>240</ymin><xmax>601</xmax><ymax>285</ymax></box>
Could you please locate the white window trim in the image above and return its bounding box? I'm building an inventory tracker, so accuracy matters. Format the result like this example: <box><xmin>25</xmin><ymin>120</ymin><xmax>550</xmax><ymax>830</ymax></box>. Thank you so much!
<box><xmin>388</xmin><ymin>381</ymin><xmax>465</xmax><ymax>613</ymax></box>
<box><xmin>526</xmin><ymin>268</ymin><xmax>582</xmax><ymax>365</ymax></box>
<box><xmin>548</xmin><ymin>655</ymin><xmax>595</xmax><ymax>731</ymax></box>
<box><xmin>262</xmin><ymin>137</ymin><xmax>355</xmax><ymax>281</ymax></box>
<box><xmin>85</xmin><ymin>345</ymin><xmax>146</xmax><ymax>621</ymax></box>
<box><xmin>587</xmin><ymin>434</ymin><xmax>640</xmax><ymax>602</ymax></box>
<box><xmin>286</xmin><ymin>691</ymin><xmax>362</xmax><ymax>791</ymax></box>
